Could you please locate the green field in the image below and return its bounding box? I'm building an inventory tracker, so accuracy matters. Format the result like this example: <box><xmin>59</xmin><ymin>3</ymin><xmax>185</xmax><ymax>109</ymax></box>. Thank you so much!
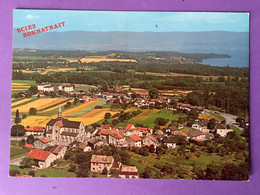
<box><xmin>67</xmin><ymin>101</ymin><xmax>106</xmax><ymax>117</ymax></box>
<box><xmin>12</xmin><ymin>80</ymin><xmax>37</xmax><ymax>86</ymax></box>
<box><xmin>10</xmin><ymin>147</ymin><xmax>29</xmax><ymax>160</ymax></box>
<box><xmin>230</xmin><ymin>125</ymin><xmax>242</xmax><ymax>138</ymax></box>
<box><xmin>74</xmin><ymin>84</ymin><xmax>98</xmax><ymax>92</ymax></box>
<box><xmin>112</xmin><ymin>109</ymin><xmax>185</xmax><ymax>128</ymax></box>
<box><xmin>9</xmin><ymin>165</ymin><xmax>76</xmax><ymax>177</ymax></box>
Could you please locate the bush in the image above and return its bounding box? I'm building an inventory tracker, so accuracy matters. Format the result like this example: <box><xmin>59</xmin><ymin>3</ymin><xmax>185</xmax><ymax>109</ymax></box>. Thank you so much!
<box><xmin>26</xmin><ymin>135</ymin><xmax>35</xmax><ymax>144</ymax></box>
<box><xmin>29</xmin><ymin>107</ymin><xmax>37</xmax><ymax>115</ymax></box>
<box><xmin>68</xmin><ymin>164</ymin><xmax>77</xmax><ymax>172</ymax></box>
<box><xmin>9</xmin><ymin>170</ymin><xmax>20</xmax><ymax>176</ymax></box>
<box><xmin>11</xmin><ymin>125</ymin><xmax>25</xmax><ymax>136</ymax></box>
<box><xmin>28</xmin><ymin>170</ymin><xmax>35</xmax><ymax>177</ymax></box>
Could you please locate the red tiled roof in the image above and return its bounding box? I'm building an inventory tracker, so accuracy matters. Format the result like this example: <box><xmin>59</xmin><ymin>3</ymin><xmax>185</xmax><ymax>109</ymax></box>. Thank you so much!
<box><xmin>151</xmin><ymin>99</ymin><xmax>159</xmax><ymax>102</ymax></box>
<box><xmin>39</xmin><ymin>138</ymin><xmax>49</xmax><ymax>144</ymax></box>
<box><xmin>24</xmin><ymin>126</ymin><xmax>44</xmax><ymax>132</ymax></box>
<box><xmin>125</xmin><ymin>124</ymin><xmax>135</xmax><ymax>129</ymax></box>
<box><xmin>138</xmin><ymin>92</ymin><xmax>149</xmax><ymax>96</ymax></box>
<box><xmin>57</xmin><ymin>120</ymin><xmax>63</xmax><ymax>127</ymax></box>
<box><xmin>24</xmin><ymin>144</ymin><xmax>33</xmax><ymax>148</ymax></box>
<box><xmin>128</xmin><ymin>134</ymin><xmax>142</xmax><ymax>142</ymax></box>
<box><xmin>192</xmin><ymin>138</ymin><xmax>201</xmax><ymax>142</ymax></box>
<box><xmin>26</xmin><ymin>149</ymin><xmax>51</xmax><ymax>161</ymax></box>
<box><xmin>51</xmin><ymin>145</ymin><xmax>63</xmax><ymax>154</ymax></box>
<box><xmin>101</xmin><ymin>124</ymin><xmax>111</xmax><ymax>129</ymax></box>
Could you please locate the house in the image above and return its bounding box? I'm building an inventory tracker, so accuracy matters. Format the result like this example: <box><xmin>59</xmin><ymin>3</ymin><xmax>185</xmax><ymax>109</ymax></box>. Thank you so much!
<box><xmin>88</xmin><ymin>138</ymin><xmax>106</xmax><ymax>150</ymax></box>
<box><xmin>85</xmin><ymin>126</ymin><xmax>97</xmax><ymax>138</ymax></box>
<box><xmin>78</xmin><ymin>142</ymin><xmax>92</xmax><ymax>152</ymax></box>
<box><xmin>26</xmin><ymin>149</ymin><xmax>56</xmax><ymax>169</ymax></box>
<box><xmin>125</xmin><ymin>124</ymin><xmax>135</xmax><ymax>130</ymax></box>
<box><xmin>46</xmin><ymin>106</ymin><xmax>85</xmax><ymax>142</ymax></box>
<box><xmin>24</xmin><ymin>126</ymin><xmax>45</xmax><ymax>136</ymax></box>
<box><xmin>90</xmin><ymin>155</ymin><xmax>114</xmax><ymax>173</ymax></box>
<box><xmin>23</xmin><ymin>143</ymin><xmax>33</xmax><ymax>149</ymax></box>
<box><xmin>100</xmin><ymin>124</ymin><xmax>111</xmax><ymax>130</ymax></box>
<box><xmin>162</xmin><ymin>137</ymin><xmax>177</xmax><ymax>149</ymax></box>
<box><xmin>244</xmin><ymin>116</ymin><xmax>249</xmax><ymax>126</ymax></box>
<box><xmin>192</xmin><ymin>120</ymin><xmax>209</xmax><ymax>131</ymax></box>
<box><xmin>50</xmin><ymin>145</ymin><xmax>67</xmax><ymax>159</ymax></box>
<box><xmin>118</xmin><ymin>165</ymin><xmax>139</xmax><ymax>179</ymax></box>
<box><xmin>187</xmin><ymin>130</ymin><xmax>206</xmax><ymax>141</ymax></box>
<box><xmin>43</xmin><ymin>85</ymin><xmax>54</xmax><ymax>92</ymax></box>
<box><xmin>216</xmin><ymin>124</ymin><xmax>233</xmax><ymax>137</ymax></box>
<box><xmin>34</xmin><ymin>138</ymin><xmax>51</xmax><ymax>149</ymax></box>
<box><xmin>125</xmin><ymin>135</ymin><xmax>142</xmax><ymax>148</ymax></box>
<box><xmin>63</xmin><ymin>85</ymin><xmax>74</xmax><ymax>92</ymax></box>
<box><xmin>154</xmin><ymin>130</ymin><xmax>164</xmax><ymax>136</ymax></box>
<box><xmin>166</xmin><ymin>126</ymin><xmax>177</xmax><ymax>133</ymax></box>
<box><xmin>142</xmin><ymin>135</ymin><xmax>158</xmax><ymax>147</ymax></box>
<box><xmin>138</xmin><ymin>92</ymin><xmax>149</xmax><ymax>98</ymax></box>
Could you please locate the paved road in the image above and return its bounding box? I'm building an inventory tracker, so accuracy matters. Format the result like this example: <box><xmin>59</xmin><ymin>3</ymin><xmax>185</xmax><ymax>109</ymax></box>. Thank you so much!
<box><xmin>10</xmin><ymin>155</ymin><xmax>26</xmax><ymax>166</ymax></box>
<box><xmin>205</xmin><ymin>109</ymin><xmax>243</xmax><ymax>131</ymax></box>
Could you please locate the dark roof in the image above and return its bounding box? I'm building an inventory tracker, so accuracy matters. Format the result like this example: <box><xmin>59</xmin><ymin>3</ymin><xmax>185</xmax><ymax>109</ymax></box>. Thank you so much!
<box><xmin>85</xmin><ymin>126</ymin><xmax>95</xmax><ymax>133</ymax></box>
<box><xmin>198</xmin><ymin>120</ymin><xmax>209</xmax><ymax>127</ymax></box>
<box><xmin>216</xmin><ymin>123</ymin><xmax>227</xmax><ymax>129</ymax></box>
<box><xmin>88</xmin><ymin>138</ymin><xmax>102</xmax><ymax>145</ymax></box>
<box><xmin>47</xmin><ymin>118</ymin><xmax>81</xmax><ymax>129</ymax></box>
<box><xmin>187</xmin><ymin>130</ymin><xmax>204</xmax><ymax>138</ymax></box>
<box><xmin>60</xmin><ymin>131</ymin><xmax>78</xmax><ymax>137</ymax></box>
<box><xmin>168</xmin><ymin>126</ymin><xmax>177</xmax><ymax>131</ymax></box>
<box><xmin>162</xmin><ymin>137</ymin><xmax>177</xmax><ymax>143</ymax></box>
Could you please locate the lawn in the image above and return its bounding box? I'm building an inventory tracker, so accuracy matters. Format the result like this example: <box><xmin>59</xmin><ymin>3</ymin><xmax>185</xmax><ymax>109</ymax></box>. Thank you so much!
<box><xmin>10</xmin><ymin>147</ymin><xmax>29</xmax><ymax>160</ymax></box>
<box><xmin>230</xmin><ymin>125</ymin><xmax>242</xmax><ymax>138</ymax></box>
<box><xmin>12</xmin><ymin>80</ymin><xmax>36</xmax><ymax>86</ymax></box>
<box><xmin>113</xmin><ymin>109</ymin><xmax>185</xmax><ymax>128</ymax></box>
<box><xmin>9</xmin><ymin>165</ymin><xmax>76</xmax><ymax>177</ymax></box>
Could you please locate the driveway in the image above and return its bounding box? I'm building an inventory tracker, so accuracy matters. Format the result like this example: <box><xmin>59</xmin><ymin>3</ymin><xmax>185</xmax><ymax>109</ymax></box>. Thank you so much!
<box><xmin>10</xmin><ymin>155</ymin><xmax>26</xmax><ymax>166</ymax></box>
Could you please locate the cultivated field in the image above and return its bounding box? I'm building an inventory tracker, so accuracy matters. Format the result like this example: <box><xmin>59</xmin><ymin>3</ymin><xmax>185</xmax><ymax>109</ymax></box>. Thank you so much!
<box><xmin>132</xmin><ymin>109</ymin><xmax>159</xmax><ymax>120</ymax></box>
<box><xmin>20</xmin><ymin>115</ymin><xmax>53</xmax><ymax>127</ymax></box>
<box><xmin>11</xmin><ymin>98</ymin><xmax>66</xmax><ymax>113</ymax></box>
<box><xmin>11</xmin><ymin>98</ymin><xmax>33</xmax><ymax>107</ymax></box>
<box><xmin>62</xmin><ymin>101</ymin><xmax>101</xmax><ymax>116</ymax></box>
<box><xmin>67</xmin><ymin>101</ymin><xmax>106</xmax><ymax>117</ymax></box>
<box><xmin>70</xmin><ymin>108</ymin><xmax>119</xmax><ymax>126</ymax></box>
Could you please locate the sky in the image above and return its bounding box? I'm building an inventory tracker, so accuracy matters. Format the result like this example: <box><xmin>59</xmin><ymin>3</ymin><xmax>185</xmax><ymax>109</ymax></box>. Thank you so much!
<box><xmin>13</xmin><ymin>9</ymin><xmax>249</xmax><ymax>32</ymax></box>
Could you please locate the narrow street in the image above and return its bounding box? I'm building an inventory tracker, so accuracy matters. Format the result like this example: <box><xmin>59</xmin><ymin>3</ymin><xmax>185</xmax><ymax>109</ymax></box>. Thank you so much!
<box><xmin>9</xmin><ymin>155</ymin><xmax>26</xmax><ymax>166</ymax></box>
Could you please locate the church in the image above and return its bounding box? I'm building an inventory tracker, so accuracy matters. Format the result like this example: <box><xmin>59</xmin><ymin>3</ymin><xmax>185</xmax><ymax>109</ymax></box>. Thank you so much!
<box><xmin>45</xmin><ymin>106</ymin><xmax>85</xmax><ymax>143</ymax></box>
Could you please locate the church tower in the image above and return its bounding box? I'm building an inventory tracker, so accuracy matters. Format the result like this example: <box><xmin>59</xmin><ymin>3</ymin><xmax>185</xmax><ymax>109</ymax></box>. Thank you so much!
<box><xmin>58</xmin><ymin>104</ymin><xmax>62</xmax><ymax>118</ymax></box>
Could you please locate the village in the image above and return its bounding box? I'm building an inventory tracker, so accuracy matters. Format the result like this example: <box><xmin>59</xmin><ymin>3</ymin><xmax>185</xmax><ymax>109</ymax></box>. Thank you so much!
<box><xmin>10</xmin><ymin>81</ymin><xmax>247</xmax><ymax>178</ymax></box>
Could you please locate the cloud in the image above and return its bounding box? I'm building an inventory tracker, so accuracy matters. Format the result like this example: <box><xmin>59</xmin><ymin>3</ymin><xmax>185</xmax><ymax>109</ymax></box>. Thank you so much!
<box><xmin>25</xmin><ymin>14</ymin><xmax>39</xmax><ymax>19</ymax></box>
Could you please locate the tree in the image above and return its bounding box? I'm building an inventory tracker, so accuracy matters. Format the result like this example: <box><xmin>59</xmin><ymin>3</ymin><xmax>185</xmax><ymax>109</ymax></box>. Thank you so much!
<box><xmin>28</xmin><ymin>86</ymin><xmax>38</xmax><ymax>94</ymax></box>
<box><xmin>141</xmin><ymin>167</ymin><xmax>153</xmax><ymax>178</ymax></box>
<box><xmin>15</xmin><ymin>109</ymin><xmax>21</xmax><ymax>124</ymax></box>
<box><xmin>104</xmin><ymin>112</ymin><xmax>112</xmax><ymax>119</ymax></box>
<box><xmin>28</xmin><ymin>170</ymin><xmax>35</xmax><ymax>177</ymax></box>
<box><xmin>20</xmin><ymin>156</ymin><xmax>37</xmax><ymax>168</ymax></box>
<box><xmin>149</xmin><ymin>88</ymin><xmax>159</xmax><ymax>99</ymax></box>
<box><xmin>11</xmin><ymin>125</ymin><xmax>25</xmax><ymax>136</ymax></box>
<box><xmin>29</xmin><ymin>107</ymin><xmax>37</xmax><ymax>115</ymax></box>
<box><xmin>102</xmin><ymin>167</ymin><xmax>108</xmax><ymax>175</ymax></box>
<box><xmin>9</xmin><ymin>170</ymin><xmax>20</xmax><ymax>176</ymax></box>
<box><xmin>109</xmin><ymin>168</ymin><xmax>120</xmax><ymax>178</ymax></box>
<box><xmin>19</xmin><ymin>139</ymin><xmax>26</xmax><ymax>147</ymax></box>
<box><xmin>112</xmin><ymin>119</ymin><xmax>119</xmax><ymax>126</ymax></box>
<box><xmin>26</xmin><ymin>135</ymin><xmax>35</xmax><ymax>144</ymax></box>
<box><xmin>207</xmin><ymin>118</ymin><xmax>216</xmax><ymax>129</ymax></box>
<box><xmin>68</xmin><ymin>164</ymin><xmax>77</xmax><ymax>172</ymax></box>
<box><xmin>22</xmin><ymin>114</ymin><xmax>27</xmax><ymax>119</ymax></box>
